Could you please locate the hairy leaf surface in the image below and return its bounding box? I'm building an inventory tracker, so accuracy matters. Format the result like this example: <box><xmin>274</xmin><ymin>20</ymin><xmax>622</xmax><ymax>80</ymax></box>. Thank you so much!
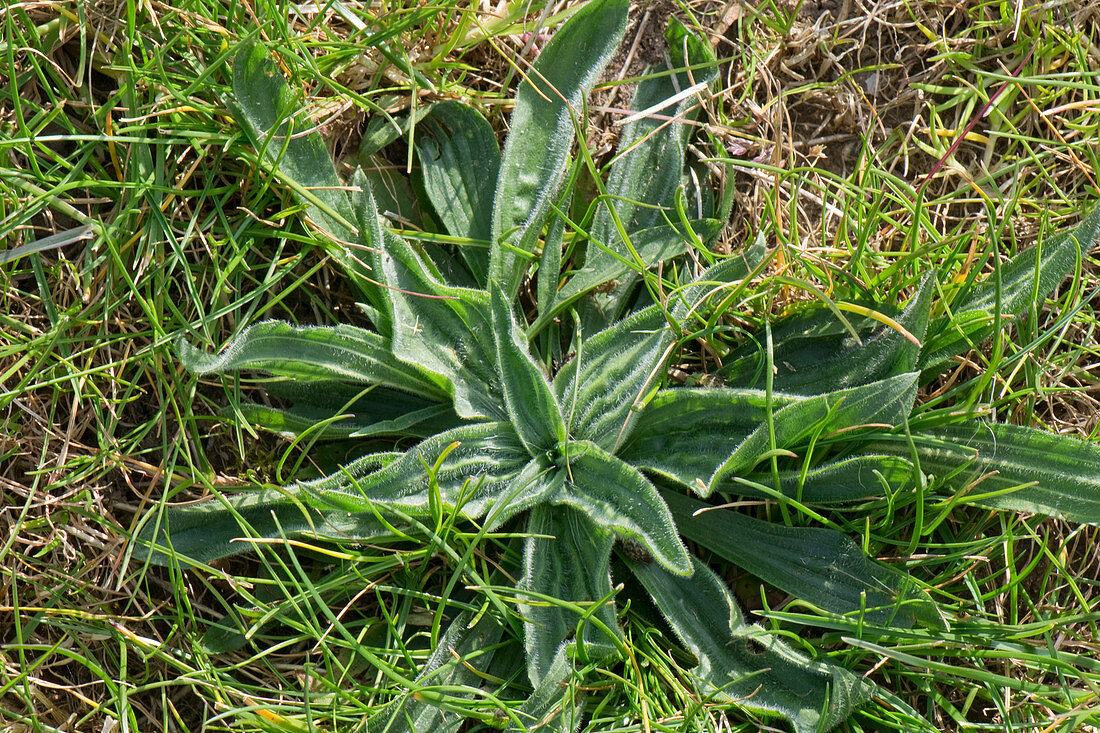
<box><xmin>178</xmin><ymin>321</ymin><xmax>447</xmax><ymax>399</ymax></box>
<box><xmin>299</xmin><ymin>422</ymin><xmax>528</xmax><ymax>515</ymax></box>
<box><xmin>490</xmin><ymin>0</ymin><xmax>629</xmax><ymax>293</ymax></box>
<box><xmin>555</xmin><ymin>441</ymin><xmax>691</xmax><ymax>575</ymax></box>
<box><xmin>553</xmin><ymin>306</ymin><xmax>672</xmax><ymax>451</ymax></box>
<box><xmin>628</xmin><ymin>556</ymin><xmax>872</xmax><ymax>733</ymax></box>
<box><xmin>874</xmin><ymin>422</ymin><xmax>1100</xmax><ymax>523</ymax></box>
<box><xmin>521</xmin><ymin>506</ymin><xmax>619</xmax><ymax>687</ymax></box>
<box><xmin>663</xmin><ymin>491</ymin><xmax>939</xmax><ymax>627</ymax></box>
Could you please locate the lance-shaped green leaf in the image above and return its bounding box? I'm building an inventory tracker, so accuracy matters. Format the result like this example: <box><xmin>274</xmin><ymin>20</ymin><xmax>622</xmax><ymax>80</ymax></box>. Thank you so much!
<box><xmin>490</xmin><ymin>0</ymin><xmax>629</xmax><ymax>294</ymax></box>
<box><xmin>230</xmin><ymin>43</ymin><xmax>357</xmax><ymax>241</ymax></box>
<box><xmin>580</xmin><ymin>17</ymin><xmax>719</xmax><ymax>326</ymax></box>
<box><xmin>380</xmin><ymin>233</ymin><xmax>504</xmax><ymax>420</ymax></box>
<box><xmin>553</xmin><ymin>220</ymin><xmax>723</xmax><ymax>319</ymax></box>
<box><xmin>380</xmin><ymin>611</ymin><xmax>505</xmax><ymax>733</ymax></box>
<box><xmin>299</xmin><ymin>422</ymin><xmax>529</xmax><ymax>516</ymax></box>
<box><xmin>521</xmin><ymin>506</ymin><xmax>620</xmax><ymax>687</ymax></box>
<box><xmin>723</xmin><ymin>276</ymin><xmax>934</xmax><ymax>395</ymax></box>
<box><xmin>628</xmin><ymin>556</ymin><xmax>872</xmax><ymax>733</ymax></box>
<box><xmin>555</xmin><ymin>441</ymin><xmax>691</xmax><ymax>575</ymax></box>
<box><xmin>178</xmin><ymin>321</ymin><xmax>448</xmax><ymax>399</ymax></box>
<box><xmin>872</xmin><ymin>422</ymin><xmax>1100</xmax><ymax>524</ymax></box>
<box><xmin>709</xmin><ymin>373</ymin><xmax>919</xmax><ymax>492</ymax></box>
<box><xmin>619</xmin><ymin>388</ymin><xmax>802</xmax><ymax>488</ymax></box>
<box><xmin>133</xmin><ymin>480</ymin><xmax>397</xmax><ymax>566</ymax></box>
<box><xmin>414</xmin><ymin>101</ymin><xmax>499</xmax><ymax>284</ymax></box>
<box><xmin>553</xmin><ymin>306</ymin><xmax>672</xmax><ymax>452</ymax></box>
<box><xmin>236</xmin><ymin>381</ymin><xmax>458</xmax><ymax>440</ymax></box>
<box><xmin>920</xmin><ymin>204</ymin><xmax>1100</xmax><ymax>373</ymax></box>
<box><xmin>663</xmin><ymin>490</ymin><xmax>940</xmax><ymax>628</ymax></box>
<box><xmin>590</xmin><ymin>17</ymin><xmax>717</xmax><ymax>243</ymax></box>
<box><xmin>491</xmin><ymin>286</ymin><xmax>565</xmax><ymax>454</ymax></box>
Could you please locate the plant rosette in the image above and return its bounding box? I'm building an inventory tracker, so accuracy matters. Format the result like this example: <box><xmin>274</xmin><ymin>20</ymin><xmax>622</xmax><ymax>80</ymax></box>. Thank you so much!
<box><xmin>133</xmin><ymin>1</ymin><xmax>1100</xmax><ymax>730</ymax></box>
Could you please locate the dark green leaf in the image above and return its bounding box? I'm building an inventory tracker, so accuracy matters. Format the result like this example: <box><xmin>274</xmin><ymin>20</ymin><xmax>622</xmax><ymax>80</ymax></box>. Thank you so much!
<box><xmin>630</xmin><ymin>556</ymin><xmax>871</xmax><ymax>733</ymax></box>
<box><xmin>178</xmin><ymin>320</ymin><xmax>447</xmax><ymax>400</ymax></box>
<box><xmin>230</xmin><ymin>43</ymin><xmax>357</xmax><ymax>242</ymax></box>
<box><xmin>711</xmin><ymin>373</ymin><xmax>918</xmax><ymax>490</ymax></box>
<box><xmin>723</xmin><ymin>276</ymin><xmax>934</xmax><ymax>394</ymax></box>
<box><xmin>621</xmin><ymin>387</ymin><xmax>799</xmax><ymax>487</ymax></box>
<box><xmin>414</xmin><ymin>101</ymin><xmax>499</xmax><ymax>283</ymax></box>
<box><xmin>875</xmin><ymin>422</ymin><xmax>1100</xmax><ymax>524</ymax></box>
<box><xmin>663</xmin><ymin>490</ymin><xmax>940</xmax><ymax>628</ymax></box>
<box><xmin>580</xmin><ymin>18</ymin><xmax>719</xmax><ymax>326</ymax></box>
<box><xmin>746</xmin><ymin>454</ymin><xmax>915</xmax><ymax>505</ymax></box>
<box><xmin>237</xmin><ymin>381</ymin><xmax>458</xmax><ymax>440</ymax></box>
<box><xmin>380</xmin><ymin>233</ymin><xmax>504</xmax><ymax>420</ymax></box>
<box><xmin>491</xmin><ymin>0</ymin><xmax>630</xmax><ymax>294</ymax></box>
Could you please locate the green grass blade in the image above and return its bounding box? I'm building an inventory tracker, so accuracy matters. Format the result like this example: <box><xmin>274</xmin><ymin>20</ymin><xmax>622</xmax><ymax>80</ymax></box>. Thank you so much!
<box><xmin>920</xmin><ymin>204</ymin><xmax>1100</xmax><ymax>373</ymax></box>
